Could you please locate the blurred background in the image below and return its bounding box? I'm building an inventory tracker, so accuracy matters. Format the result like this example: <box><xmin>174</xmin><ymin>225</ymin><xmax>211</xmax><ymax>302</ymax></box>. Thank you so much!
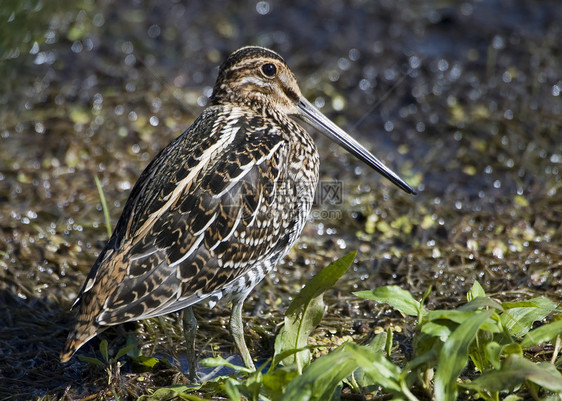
<box><xmin>0</xmin><ymin>0</ymin><xmax>560</xmax><ymax>398</ymax></box>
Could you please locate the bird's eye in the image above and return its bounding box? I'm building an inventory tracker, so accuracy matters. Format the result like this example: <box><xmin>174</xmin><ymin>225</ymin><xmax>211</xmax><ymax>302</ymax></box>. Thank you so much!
<box><xmin>261</xmin><ymin>63</ymin><xmax>277</xmax><ymax>78</ymax></box>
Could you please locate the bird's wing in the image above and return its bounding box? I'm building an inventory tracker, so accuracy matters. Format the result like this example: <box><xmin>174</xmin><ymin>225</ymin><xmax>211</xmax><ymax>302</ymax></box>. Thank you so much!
<box><xmin>77</xmin><ymin>106</ymin><xmax>302</xmax><ymax>326</ymax></box>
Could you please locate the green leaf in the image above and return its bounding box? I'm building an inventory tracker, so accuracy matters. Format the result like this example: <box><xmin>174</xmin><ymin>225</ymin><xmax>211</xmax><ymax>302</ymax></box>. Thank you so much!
<box><xmin>458</xmin><ymin>296</ymin><xmax>503</xmax><ymax>312</ymax></box>
<box><xmin>434</xmin><ymin>310</ymin><xmax>494</xmax><ymax>401</ymax></box>
<box><xmin>501</xmin><ymin>297</ymin><xmax>558</xmax><ymax>338</ymax></box>
<box><xmin>94</xmin><ymin>175</ymin><xmax>112</xmax><ymax>239</ymax></box>
<box><xmin>343</xmin><ymin>343</ymin><xmax>403</xmax><ymax>393</ymax></box>
<box><xmin>275</xmin><ymin>251</ymin><xmax>356</xmax><ymax>373</ymax></box>
<box><xmin>414</xmin><ymin>329</ymin><xmax>443</xmax><ymax>359</ymax></box>
<box><xmin>426</xmin><ymin>309</ymin><xmax>500</xmax><ymax>333</ymax></box>
<box><xmin>354</xmin><ymin>285</ymin><xmax>421</xmax><ymax>317</ymax></box>
<box><xmin>461</xmin><ymin>354</ymin><xmax>562</xmax><ymax>393</ymax></box>
<box><xmin>502</xmin><ymin>300</ymin><xmax>554</xmax><ymax>309</ymax></box>
<box><xmin>126</xmin><ymin>333</ymin><xmax>141</xmax><ymax>357</ymax></box>
<box><xmin>285</xmin><ymin>251</ymin><xmax>357</xmax><ymax>316</ymax></box>
<box><xmin>405</xmin><ymin>348</ymin><xmax>438</xmax><ymax>372</ymax></box>
<box><xmin>114</xmin><ymin>343</ymin><xmax>137</xmax><ymax>361</ymax></box>
<box><xmin>521</xmin><ymin>318</ymin><xmax>562</xmax><ymax>348</ymax></box>
<box><xmin>384</xmin><ymin>327</ymin><xmax>393</xmax><ymax>357</ymax></box>
<box><xmin>484</xmin><ymin>341</ymin><xmax>502</xmax><ymax>370</ymax></box>
<box><xmin>224</xmin><ymin>378</ymin><xmax>242</xmax><ymax>401</ymax></box>
<box><xmin>420</xmin><ymin>321</ymin><xmax>453</xmax><ymax>341</ymax></box>
<box><xmin>270</xmin><ymin>345</ymin><xmax>318</xmax><ymax>372</ymax></box>
<box><xmin>368</xmin><ymin>331</ymin><xmax>388</xmax><ymax>353</ymax></box>
<box><xmin>137</xmin><ymin>385</ymin><xmax>206</xmax><ymax>401</ymax></box>
<box><xmin>77</xmin><ymin>355</ymin><xmax>105</xmax><ymax>367</ymax></box>
<box><xmin>467</xmin><ymin>281</ymin><xmax>486</xmax><ymax>301</ymax></box>
<box><xmin>427</xmin><ymin>309</ymin><xmax>476</xmax><ymax>324</ymax></box>
<box><xmin>133</xmin><ymin>355</ymin><xmax>161</xmax><ymax>369</ymax></box>
<box><xmin>502</xmin><ymin>342</ymin><xmax>523</xmax><ymax>357</ymax></box>
<box><xmin>199</xmin><ymin>356</ymin><xmax>253</xmax><ymax>373</ymax></box>
<box><xmin>261</xmin><ymin>367</ymin><xmax>299</xmax><ymax>400</ymax></box>
<box><xmin>328</xmin><ymin>384</ymin><xmax>342</xmax><ymax>401</ymax></box>
<box><xmin>243</xmin><ymin>369</ymin><xmax>264</xmax><ymax>401</ymax></box>
<box><xmin>279</xmin><ymin>345</ymin><xmax>357</xmax><ymax>401</ymax></box>
<box><xmin>99</xmin><ymin>339</ymin><xmax>109</xmax><ymax>363</ymax></box>
<box><xmin>280</xmin><ymin>342</ymin><xmax>419</xmax><ymax>401</ymax></box>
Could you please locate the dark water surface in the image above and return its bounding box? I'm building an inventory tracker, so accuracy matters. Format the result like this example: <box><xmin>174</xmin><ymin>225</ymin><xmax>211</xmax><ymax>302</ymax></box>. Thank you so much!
<box><xmin>0</xmin><ymin>0</ymin><xmax>560</xmax><ymax>399</ymax></box>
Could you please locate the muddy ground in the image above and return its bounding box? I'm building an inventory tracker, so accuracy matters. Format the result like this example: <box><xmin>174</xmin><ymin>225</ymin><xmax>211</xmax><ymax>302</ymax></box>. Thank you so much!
<box><xmin>0</xmin><ymin>0</ymin><xmax>560</xmax><ymax>399</ymax></box>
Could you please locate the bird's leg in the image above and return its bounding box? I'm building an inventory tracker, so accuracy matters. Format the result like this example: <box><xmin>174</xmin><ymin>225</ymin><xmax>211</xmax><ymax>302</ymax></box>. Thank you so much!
<box><xmin>230</xmin><ymin>297</ymin><xmax>256</xmax><ymax>371</ymax></box>
<box><xmin>182</xmin><ymin>307</ymin><xmax>198</xmax><ymax>381</ymax></box>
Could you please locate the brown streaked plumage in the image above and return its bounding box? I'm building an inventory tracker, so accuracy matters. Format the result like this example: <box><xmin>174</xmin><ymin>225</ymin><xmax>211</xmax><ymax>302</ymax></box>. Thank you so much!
<box><xmin>61</xmin><ymin>46</ymin><xmax>415</xmax><ymax>380</ymax></box>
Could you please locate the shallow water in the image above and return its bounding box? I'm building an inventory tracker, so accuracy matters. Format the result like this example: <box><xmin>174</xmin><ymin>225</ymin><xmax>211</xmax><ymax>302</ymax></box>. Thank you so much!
<box><xmin>0</xmin><ymin>0</ymin><xmax>560</xmax><ymax>399</ymax></box>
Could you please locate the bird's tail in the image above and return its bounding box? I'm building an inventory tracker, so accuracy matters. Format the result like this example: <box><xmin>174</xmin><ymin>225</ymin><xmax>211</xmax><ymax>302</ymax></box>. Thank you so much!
<box><xmin>60</xmin><ymin>320</ymin><xmax>102</xmax><ymax>362</ymax></box>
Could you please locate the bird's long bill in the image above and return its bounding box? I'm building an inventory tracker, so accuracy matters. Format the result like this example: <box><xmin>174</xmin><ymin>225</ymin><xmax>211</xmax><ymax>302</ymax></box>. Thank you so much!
<box><xmin>295</xmin><ymin>98</ymin><xmax>416</xmax><ymax>195</ymax></box>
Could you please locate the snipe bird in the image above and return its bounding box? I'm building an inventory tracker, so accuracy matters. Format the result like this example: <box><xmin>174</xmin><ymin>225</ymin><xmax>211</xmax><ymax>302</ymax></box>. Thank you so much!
<box><xmin>60</xmin><ymin>46</ymin><xmax>415</xmax><ymax>379</ymax></box>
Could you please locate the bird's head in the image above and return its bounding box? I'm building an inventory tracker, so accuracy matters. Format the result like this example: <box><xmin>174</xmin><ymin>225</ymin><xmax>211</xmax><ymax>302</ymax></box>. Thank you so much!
<box><xmin>211</xmin><ymin>46</ymin><xmax>302</xmax><ymax>117</ymax></box>
<box><xmin>211</xmin><ymin>46</ymin><xmax>416</xmax><ymax>195</ymax></box>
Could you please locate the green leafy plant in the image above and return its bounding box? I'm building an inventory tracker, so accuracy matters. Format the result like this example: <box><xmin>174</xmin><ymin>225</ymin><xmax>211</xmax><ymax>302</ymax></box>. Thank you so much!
<box><xmin>81</xmin><ymin>255</ymin><xmax>562</xmax><ymax>401</ymax></box>
<box><xmin>197</xmin><ymin>251</ymin><xmax>358</xmax><ymax>401</ymax></box>
<box><xmin>78</xmin><ymin>339</ymin><xmax>136</xmax><ymax>385</ymax></box>
<box><xmin>137</xmin><ymin>385</ymin><xmax>209</xmax><ymax>401</ymax></box>
<box><xmin>274</xmin><ymin>251</ymin><xmax>357</xmax><ymax>373</ymax></box>
<box><xmin>356</xmin><ymin>281</ymin><xmax>562</xmax><ymax>401</ymax></box>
